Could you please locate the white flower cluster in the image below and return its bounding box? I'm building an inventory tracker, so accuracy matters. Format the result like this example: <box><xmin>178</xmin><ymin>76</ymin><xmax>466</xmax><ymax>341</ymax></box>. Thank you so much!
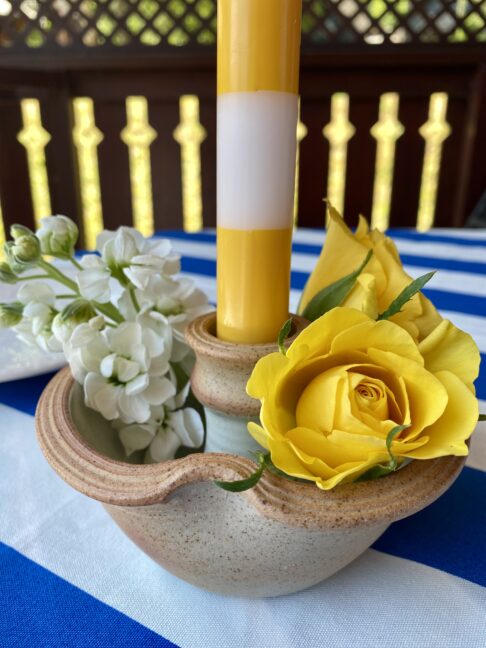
<box><xmin>0</xmin><ymin>217</ymin><xmax>210</xmax><ymax>462</ymax></box>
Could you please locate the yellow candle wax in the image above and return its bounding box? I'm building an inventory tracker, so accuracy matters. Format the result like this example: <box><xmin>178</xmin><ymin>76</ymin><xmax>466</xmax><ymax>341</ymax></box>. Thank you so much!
<box><xmin>217</xmin><ymin>0</ymin><xmax>302</xmax><ymax>344</ymax></box>
<box><xmin>217</xmin><ymin>0</ymin><xmax>302</xmax><ymax>95</ymax></box>
<box><xmin>217</xmin><ymin>227</ymin><xmax>293</xmax><ymax>344</ymax></box>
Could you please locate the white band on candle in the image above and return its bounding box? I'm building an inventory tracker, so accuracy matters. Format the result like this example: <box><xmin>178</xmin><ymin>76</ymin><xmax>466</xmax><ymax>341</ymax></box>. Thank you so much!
<box><xmin>217</xmin><ymin>91</ymin><xmax>298</xmax><ymax>231</ymax></box>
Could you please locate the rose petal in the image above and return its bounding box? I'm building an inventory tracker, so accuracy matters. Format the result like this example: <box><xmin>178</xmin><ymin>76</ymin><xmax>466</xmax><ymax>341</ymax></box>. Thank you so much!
<box><xmin>419</xmin><ymin>319</ymin><xmax>480</xmax><ymax>389</ymax></box>
<box><xmin>405</xmin><ymin>370</ymin><xmax>479</xmax><ymax>459</ymax></box>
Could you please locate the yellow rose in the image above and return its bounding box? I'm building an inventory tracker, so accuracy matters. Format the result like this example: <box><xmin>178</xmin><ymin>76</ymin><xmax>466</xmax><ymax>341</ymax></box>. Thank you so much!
<box><xmin>299</xmin><ymin>207</ymin><xmax>442</xmax><ymax>341</ymax></box>
<box><xmin>247</xmin><ymin>307</ymin><xmax>480</xmax><ymax>490</ymax></box>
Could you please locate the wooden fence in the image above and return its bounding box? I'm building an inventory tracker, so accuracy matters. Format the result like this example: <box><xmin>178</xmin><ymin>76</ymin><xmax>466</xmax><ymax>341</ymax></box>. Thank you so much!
<box><xmin>0</xmin><ymin>1</ymin><xmax>485</xmax><ymax>247</ymax></box>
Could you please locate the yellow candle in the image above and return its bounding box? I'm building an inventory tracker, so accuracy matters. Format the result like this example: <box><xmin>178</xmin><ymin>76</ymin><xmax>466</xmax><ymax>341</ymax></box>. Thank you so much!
<box><xmin>217</xmin><ymin>227</ymin><xmax>293</xmax><ymax>343</ymax></box>
<box><xmin>217</xmin><ymin>0</ymin><xmax>302</xmax><ymax>344</ymax></box>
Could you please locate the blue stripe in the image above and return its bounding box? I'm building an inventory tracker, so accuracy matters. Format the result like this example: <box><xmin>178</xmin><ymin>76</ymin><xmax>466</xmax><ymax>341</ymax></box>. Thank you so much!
<box><xmin>290</xmin><ymin>242</ymin><xmax>486</xmax><ymax>275</ymax></box>
<box><xmin>373</xmin><ymin>466</ymin><xmax>486</xmax><ymax>588</ymax></box>
<box><xmin>421</xmin><ymin>288</ymin><xmax>486</xmax><ymax>318</ymax></box>
<box><xmin>159</xmin><ymin>227</ymin><xmax>486</xmax><ymax>249</ymax></box>
<box><xmin>0</xmin><ymin>371</ymin><xmax>57</xmax><ymax>416</ymax></box>
<box><xmin>158</xmin><ymin>230</ymin><xmax>216</xmax><ymax>243</ymax></box>
<box><xmin>180</xmin><ymin>256</ymin><xmax>486</xmax><ymax>318</ymax></box>
<box><xmin>159</xmin><ymin>231</ymin><xmax>486</xmax><ymax>276</ymax></box>
<box><xmin>477</xmin><ymin>355</ymin><xmax>486</xmax><ymax>402</ymax></box>
<box><xmin>387</xmin><ymin>228</ymin><xmax>486</xmax><ymax>248</ymax></box>
<box><xmin>0</xmin><ymin>542</ymin><xmax>177</xmax><ymax>648</ymax></box>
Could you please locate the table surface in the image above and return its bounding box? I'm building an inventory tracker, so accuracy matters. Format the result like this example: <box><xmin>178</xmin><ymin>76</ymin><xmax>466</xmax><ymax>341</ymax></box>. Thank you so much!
<box><xmin>1</xmin><ymin>227</ymin><xmax>485</xmax><ymax>648</ymax></box>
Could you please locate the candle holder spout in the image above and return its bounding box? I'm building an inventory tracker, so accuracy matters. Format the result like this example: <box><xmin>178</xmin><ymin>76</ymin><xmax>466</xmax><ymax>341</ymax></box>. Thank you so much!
<box><xmin>185</xmin><ymin>311</ymin><xmax>308</xmax><ymax>457</ymax></box>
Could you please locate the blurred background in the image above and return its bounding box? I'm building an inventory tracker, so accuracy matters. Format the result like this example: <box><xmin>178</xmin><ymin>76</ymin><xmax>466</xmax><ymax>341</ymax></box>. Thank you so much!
<box><xmin>0</xmin><ymin>0</ymin><xmax>484</xmax><ymax>249</ymax></box>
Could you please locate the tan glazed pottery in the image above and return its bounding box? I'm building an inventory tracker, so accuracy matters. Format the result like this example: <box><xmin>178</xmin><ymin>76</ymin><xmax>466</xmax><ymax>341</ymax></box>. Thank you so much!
<box><xmin>36</xmin><ymin>312</ymin><xmax>466</xmax><ymax>598</ymax></box>
<box><xmin>185</xmin><ymin>312</ymin><xmax>309</xmax><ymax>457</ymax></box>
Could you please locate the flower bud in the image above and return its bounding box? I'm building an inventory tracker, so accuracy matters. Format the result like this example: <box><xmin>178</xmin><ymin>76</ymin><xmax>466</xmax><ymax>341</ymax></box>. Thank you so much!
<box><xmin>60</xmin><ymin>299</ymin><xmax>97</xmax><ymax>325</ymax></box>
<box><xmin>52</xmin><ymin>300</ymin><xmax>96</xmax><ymax>344</ymax></box>
<box><xmin>10</xmin><ymin>224</ymin><xmax>34</xmax><ymax>240</ymax></box>
<box><xmin>0</xmin><ymin>262</ymin><xmax>18</xmax><ymax>284</ymax></box>
<box><xmin>5</xmin><ymin>234</ymin><xmax>41</xmax><ymax>267</ymax></box>
<box><xmin>37</xmin><ymin>215</ymin><xmax>78</xmax><ymax>257</ymax></box>
<box><xmin>0</xmin><ymin>302</ymin><xmax>23</xmax><ymax>327</ymax></box>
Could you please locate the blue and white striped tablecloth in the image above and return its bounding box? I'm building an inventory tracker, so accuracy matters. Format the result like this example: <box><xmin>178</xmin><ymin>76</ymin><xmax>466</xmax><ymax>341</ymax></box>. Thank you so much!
<box><xmin>1</xmin><ymin>228</ymin><xmax>485</xmax><ymax>648</ymax></box>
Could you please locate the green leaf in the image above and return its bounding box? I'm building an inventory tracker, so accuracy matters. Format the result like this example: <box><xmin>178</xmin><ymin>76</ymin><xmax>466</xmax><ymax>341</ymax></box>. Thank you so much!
<box><xmin>214</xmin><ymin>453</ymin><xmax>269</xmax><ymax>492</ymax></box>
<box><xmin>355</xmin><ymin>463</ymin><xmax>396</xmax><ymax>482</ymax></box>
<box><xmin>355</xmin><ymin>424</ymin><xmax>409</xmax><ymax>483</ymax></box>
<box><xmin>385</xmin><ymin>423</ymin><xmax>409</xmax><ymax>470</ymax></box>
<box><xmin>479</xmin><ymin>414</ymin><xmax>486</xmax><ymax>422</ymax></box>
<box><xmin>302</xmin><ymin>249</ymin><xmax>373</xmax><ymax>321</ymax></box>
<box><xmin>170</xmin><ymin>360</ymin><xmax>191</xmax><ymax>393</ymax></box>
<box><xmin>278</xmin><ymin>317</ymin><xmax>293</xmax><ymax>355</ymax></box>
<box><xmin>377</xmin><ymin>272</ymin><xmax>436</xmax><ymax>321</ymax></box>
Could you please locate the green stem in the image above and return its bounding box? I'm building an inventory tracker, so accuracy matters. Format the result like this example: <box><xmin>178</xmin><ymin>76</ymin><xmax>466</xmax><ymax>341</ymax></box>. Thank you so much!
<box><xmin>129</xmin><ymin>287</ymin><xmax>140</xmax><ymax>313</ymax></box>
<box><xmin>15</xmin><ymin>274</ymin><xmax>52</xmax><ymax>282</ymax></box>
<box><xmin>38</xmin><ymin>259</ymin><xmax>78</xmax><ymax>292</ymax></box>
<box><xmin>69</xmin><ymin>256</ymin><xmax>83</xmax><ymax>271</ymax></box>
<box><xmin>29</xmin><ymin>258</ymin><xmax>124</xmax><ymax>325</ymax></box>
<box><xmin>56</xmin><ymin>293</ymin><xmax>78</xmax><ymax>299</ymax></box>
<box><xmin>93</xmin><ymin>300</ymin><xmax>124</xmax><ymax>324</ymax></box>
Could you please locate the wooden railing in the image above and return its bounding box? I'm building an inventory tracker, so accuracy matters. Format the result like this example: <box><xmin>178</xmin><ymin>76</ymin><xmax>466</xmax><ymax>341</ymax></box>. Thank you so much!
<box><xmin>0</xmin><ymin>46</ymin><xmax>485</xmax><ymax>249</ymax></box>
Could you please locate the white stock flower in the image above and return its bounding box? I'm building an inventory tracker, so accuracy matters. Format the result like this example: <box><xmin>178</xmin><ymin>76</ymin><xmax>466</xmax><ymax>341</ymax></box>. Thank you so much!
<box><xmin>36</xmin><ymin>215</ymin><xmax>78</xmax><ymax>257</ymax></box>
<box><xmin>117</xmin><ymin>273</ymin><xmax>210</xmax><ymax>363</ymax></box>
<box><xmin>51</xmin><ymin>313</ymin><xmax>75</xmax><ymax>344</ymax></box>
<box><xmin>144</xmin><ymin>275</ymin><xmax>211</xmax><ymax>361</ymax></box>
<box><xmin>63</xmin><ymin>316</ymin><xmax>108</xmax><ymax>382</ymax></box>
<box><xmin>98</xmin><ymin>227</ymin><xmax>141</xmax><ymax>267</ymax></box>
<box><xmin>97</xmin><ymin>227</ymin><xmax>179</xmax><ymax>285</ymax></box>
<box><xmin>147</xmin><ymin>407</ymin><xmax>203</xmax><ymax>462</ymax></box>
<box><xmin>51</xmin><ymin>300</ymin><xmax>97</xmax><ymax>344</ymax></box>
<box><xmin>83</xmin><ymin>321</ymin><xmax>174</xmax><ymax>424</ymax></box>
<box><xmin>117</xmin><ymin>382</ymin><xmax>204</xmax><ymax>461</ymax></box>
<box><xmin>145</xmin><ymin>275</ymin><xmax>210</xmax><ymax>330</ymax></box>
<box><xmin>123</xmin><ymin>251</ymin><xmax>180</xmax><ymax>290</ymax></box>
<box><xmin>77</xmin><ymin>255</ymin><xmax>112</xmax><ymax>303</ymax></box>
<box><xmin>13</xmin><ymin>282</ymin><xmax>61</xmax><ymax>352</ymax></box>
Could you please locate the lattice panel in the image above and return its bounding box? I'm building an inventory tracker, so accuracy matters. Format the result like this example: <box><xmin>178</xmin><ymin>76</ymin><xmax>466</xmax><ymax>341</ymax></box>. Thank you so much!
<box><xmin>0</xmin><ymin>0</ymin><xmax>484</xmax><ymax>50</ymax></box>
<box><xmin>302</xmin><ymin>0</ymin><xmax>486</xmax><ymax>45</ymax></box>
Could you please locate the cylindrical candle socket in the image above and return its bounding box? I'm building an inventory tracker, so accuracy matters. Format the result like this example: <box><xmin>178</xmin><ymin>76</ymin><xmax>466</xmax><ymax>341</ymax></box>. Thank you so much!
<box><xmin>216</xmin><ymin>0</ymin><xmax>302</xmax><ymax>344</ymax></box>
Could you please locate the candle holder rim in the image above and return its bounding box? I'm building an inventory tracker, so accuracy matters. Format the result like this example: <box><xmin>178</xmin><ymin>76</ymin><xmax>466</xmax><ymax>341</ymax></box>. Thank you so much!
<box><xmin>186</xmin><ymin>311</ymin><xmax>309</xmax><ymax>356</ymax></box>
<box><xmin>35</xmin><ymin>366</ymin><xmax>465</xmax><ymax>531</ymax></box>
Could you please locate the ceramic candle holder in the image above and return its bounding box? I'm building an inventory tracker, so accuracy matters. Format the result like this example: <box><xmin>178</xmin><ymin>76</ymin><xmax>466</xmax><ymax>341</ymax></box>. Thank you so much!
<box><xmin>36</xmin><ymin>326</ymin><xmax>466</xmax><ymax>597</ymax></box>
<box><xmin>185</xmin><ymin>312</ymin><xmax>308</xmax><ymax>457</ymax></box>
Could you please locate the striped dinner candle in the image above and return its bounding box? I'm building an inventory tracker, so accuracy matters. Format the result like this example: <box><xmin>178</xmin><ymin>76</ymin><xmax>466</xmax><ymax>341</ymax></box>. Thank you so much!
<box><xmin>216</xmin><ymin>0</ymin><xmax>302</xmax><ymax>344</ymax></box>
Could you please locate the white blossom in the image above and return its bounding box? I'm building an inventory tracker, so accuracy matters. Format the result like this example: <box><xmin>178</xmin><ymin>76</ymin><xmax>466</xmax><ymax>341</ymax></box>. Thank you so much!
<box><xmin>82</xmin><ymin>321</ymin><xmax>174</xmax><ymax>424</ymax></box>
<box><xmin>143</xmin><ymin>275</ymin><xmax>211</xmax><ymax>360</ymax></box>
<box><xmin>77</xmin><ymin>255</ymin><xmax>112</xmax><ymax>303</ymax></box>
<box><xmin>13</xmin><ymin>282</ymin><xmax>61</xmax><ymax>352</ymax></box>
<box><xmin>51</xmin><ymin>300</ymin><xmax>97</xmax><ymax>344</ymax></box>
<box><xmin>63</xmin><ymin>316</ymin><xmax>108</xmax><ymax>382</ymax></box>
<box><xmin>97</xmin><ymin>227</ymin><xmax>179</xmax><ymax>280</ymax></box>
<box><xmin>123</xmin><ymin>251</ymin><xmax>179</xmax><ymax>290</ymax></box>
<box><xmin>117</xmin><ymin>383</ymin><xmax>204</xmax><ymax>461</ymax></box>
<box><xmin>5</xmin><ymin>218</ymin><xmax>210</xmax><ymax>465</ymax></box>
<box><xmin>98</xmin><ymin>227</ymin><xmax>141</xmax><ymax>268</ymax></box>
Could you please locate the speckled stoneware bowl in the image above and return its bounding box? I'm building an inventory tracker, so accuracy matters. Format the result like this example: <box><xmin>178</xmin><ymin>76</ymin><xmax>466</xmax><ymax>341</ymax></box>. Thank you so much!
<box><xmin>36</xmin><ymin>358</ymin><xmax>465</xmax><ymax>598</ymax></box>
